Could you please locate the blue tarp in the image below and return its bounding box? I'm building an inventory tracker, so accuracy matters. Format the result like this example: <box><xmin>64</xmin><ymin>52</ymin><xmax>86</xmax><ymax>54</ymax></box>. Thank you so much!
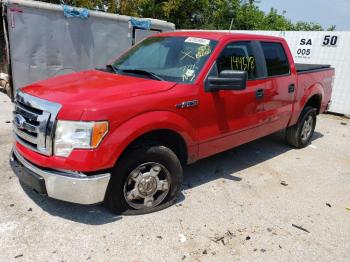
<box><xmin>129</xmin><ymin>18</ymin><xmax>152</xmax><ymax>30</ymax></box>
<box><xmin>61</xmin><ymin>4</ymin><xmax>89</xmax><ymax>19</ymax></box>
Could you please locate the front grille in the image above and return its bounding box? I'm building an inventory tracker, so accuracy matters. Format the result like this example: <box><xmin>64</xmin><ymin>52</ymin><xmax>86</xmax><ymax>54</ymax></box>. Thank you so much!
<box><xmin>13</xmin><ymin>91</ymin><xmax>61</xmax><ymax>155</ymax></box>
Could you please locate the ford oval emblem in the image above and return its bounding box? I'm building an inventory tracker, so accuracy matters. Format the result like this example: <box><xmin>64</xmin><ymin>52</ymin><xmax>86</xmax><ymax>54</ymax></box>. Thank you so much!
<box><xmin>14</xmin><ymin>114</ymin><xmax>26</xmax><ymax>130</ymax></box>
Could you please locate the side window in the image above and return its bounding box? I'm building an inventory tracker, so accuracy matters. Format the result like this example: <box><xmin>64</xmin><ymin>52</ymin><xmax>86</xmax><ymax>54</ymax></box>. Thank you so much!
<box><xmin>261</xmin><ymin>42</ymin><xmax>290</xmax><ymax>76</ymax></box>
<box><xmin>216</xmin><ymin>41</ymin><xmax>257</xmax><ymax>80</ymax></box>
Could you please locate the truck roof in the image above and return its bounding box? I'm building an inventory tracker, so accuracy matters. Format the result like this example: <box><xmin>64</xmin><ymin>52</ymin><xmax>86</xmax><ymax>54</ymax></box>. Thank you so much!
<box><xmin>159</xmin><ymin>30</ymin><xmax>285</xmax><ymax>42</ymax></box>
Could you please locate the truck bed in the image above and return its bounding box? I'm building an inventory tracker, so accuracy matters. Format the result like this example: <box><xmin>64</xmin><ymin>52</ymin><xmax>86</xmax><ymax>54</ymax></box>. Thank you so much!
<box><xmin>295</xmin><ymin>64</ymin><xmax>332</xmax><ymax>74</ymax></box>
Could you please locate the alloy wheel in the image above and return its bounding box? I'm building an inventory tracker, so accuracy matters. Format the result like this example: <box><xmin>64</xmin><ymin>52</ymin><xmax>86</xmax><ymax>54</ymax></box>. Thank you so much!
<box><xmin>123</xmin><ymin>162</ymin><xmax>171</xmax><ymax>210</ymax></box>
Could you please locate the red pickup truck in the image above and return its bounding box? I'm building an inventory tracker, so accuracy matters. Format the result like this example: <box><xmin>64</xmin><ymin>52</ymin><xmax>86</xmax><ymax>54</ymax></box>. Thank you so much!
<box><xmin>10</xmin><ymin>31</ymin><xmax>334</xmax><ymax>214</ymax></box>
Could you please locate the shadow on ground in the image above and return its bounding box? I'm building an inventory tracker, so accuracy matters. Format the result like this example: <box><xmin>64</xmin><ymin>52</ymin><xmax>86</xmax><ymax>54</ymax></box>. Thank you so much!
<box><xmin>20</xmin><ymin>131</ymin><xmax>323</xmax><ymax>225</ymax></box>
<box><xmin>182</xmin><ymin>131</ymin><xmax>323</xmax><ymax>189</ymax></box>
<box><xmin>21</xmin><ymin>182</ymin><xmax>122</xmax><ymax>225</ymax></box>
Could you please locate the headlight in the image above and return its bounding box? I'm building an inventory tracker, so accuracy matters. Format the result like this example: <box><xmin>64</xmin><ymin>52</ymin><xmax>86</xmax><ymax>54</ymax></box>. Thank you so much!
<box><xmin>54</xmin><ymin>120</ymin><xmax>109</xmax><ymax>157</ymax></box>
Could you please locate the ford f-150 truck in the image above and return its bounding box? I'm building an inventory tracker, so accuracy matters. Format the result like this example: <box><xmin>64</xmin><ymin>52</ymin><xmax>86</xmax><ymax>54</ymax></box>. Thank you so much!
<box><xmin>10</xmin><ymin>31</ymin><xmax>334</xmax><ymax>214</ymax></box>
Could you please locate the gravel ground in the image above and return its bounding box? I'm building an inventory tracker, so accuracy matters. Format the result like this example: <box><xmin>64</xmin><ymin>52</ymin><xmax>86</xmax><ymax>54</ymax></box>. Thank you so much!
<box><xmin>0</xmin><ymin>91</ymin><xmax>349</xmax><ymax>262</ymax></box>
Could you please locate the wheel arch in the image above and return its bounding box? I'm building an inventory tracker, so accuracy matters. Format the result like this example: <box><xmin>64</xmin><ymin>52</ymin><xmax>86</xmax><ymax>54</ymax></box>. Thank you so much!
<box><xmin>289</xmin><ymin>83</ymin><xmax>324</xmax><ymax>126</ymax></box>
<box><xmin>304</xmin><ymin>93</ymin><xmax>322</xmax><ymax>115</ymax></box>
<box><xmin>301</xmin><ymin>82</ymin><xmax>324</xmax><ymax>114</ymax></box>
<box><xmin>119</xmin><ymin>129</ymin><xmax>189</xmax><ymax>167</ymax></box>
<box><xmin>106</xmin><ymin>111</ymin><xmax>197</xmax><ymax>169</ymax></box>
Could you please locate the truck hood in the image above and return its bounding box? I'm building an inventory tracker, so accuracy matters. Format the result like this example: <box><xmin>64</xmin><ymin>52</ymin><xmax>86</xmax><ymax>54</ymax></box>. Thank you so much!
<box><xmin>22</xmin><ymin>69</ymin><xmax>177</xmax><ymax>106</ymax></box>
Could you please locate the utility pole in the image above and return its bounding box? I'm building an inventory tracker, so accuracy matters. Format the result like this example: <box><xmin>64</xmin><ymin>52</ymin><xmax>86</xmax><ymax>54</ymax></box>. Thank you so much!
<box><xmin>229</xmin><ymin>18</ymin><xmax>234</xmax><ymax>31</ymax></box>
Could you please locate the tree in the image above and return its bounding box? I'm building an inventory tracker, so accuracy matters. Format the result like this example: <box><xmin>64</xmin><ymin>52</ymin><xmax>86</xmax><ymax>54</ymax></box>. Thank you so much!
<box><xmin>327</xmin><ymin>25</ymin><xmax>336</xmax><ymax>31</ymax></box>
<box><xmin>108</xmin><ymin>0</ymin><xmax>117</xmax><ymax>13</ymax></box>
<box><xmin>117</xmin><ymin>0</ymin><xmax>140</xmax><ymax>16</ymax></box>
<box><xmin>199</xmin><ymin>0</ymin><xmax>236</xmax><ymax>30</ymax></box>
<box><xmin>234</xmin><ymin>1</ymin><xmax>265</xmax><ymax>30</ymax></box>
<box><xmin>132</xmin><ymin>0</ymin><xmax>165</xmax><ymax>19</ymax></box>
<box><xmin>261</xmin><ymin>8</ymin><xmax>294</xmax><ymax>31</ymax></box>
<box><xmin>161</xmin><ymin>0</ymin><xmax>208</xmax><ymax>29</ymax></box>
<box><xmin>293</xmin><ymin>21</ymin><xmax>324</xmax><ymax>31</ymax></box>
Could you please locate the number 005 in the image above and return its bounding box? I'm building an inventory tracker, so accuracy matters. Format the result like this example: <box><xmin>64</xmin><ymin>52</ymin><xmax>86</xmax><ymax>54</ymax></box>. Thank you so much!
<box><xmin>297</xmin><ymin>48</ymin><xmax>311</xmax><ymax>55</ymax></box>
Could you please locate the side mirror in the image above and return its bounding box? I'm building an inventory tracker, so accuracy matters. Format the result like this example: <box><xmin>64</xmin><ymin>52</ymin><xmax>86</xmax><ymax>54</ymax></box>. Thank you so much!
<box><xmin>206</xmin><ymin>70</ymin><xmax>247</xmax><ymax>92</ymax></box>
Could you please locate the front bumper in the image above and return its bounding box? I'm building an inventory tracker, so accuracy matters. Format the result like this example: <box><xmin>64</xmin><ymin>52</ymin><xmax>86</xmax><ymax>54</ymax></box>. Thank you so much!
<box><xmin>10</xmin><ymin>147</ymin><xmax>111</xmax><ymax>205</ymax></box>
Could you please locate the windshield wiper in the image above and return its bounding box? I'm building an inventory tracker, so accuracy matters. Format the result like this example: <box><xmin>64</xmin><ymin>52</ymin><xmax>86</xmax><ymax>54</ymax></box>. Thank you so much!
<box><xmin>122</xmin><ymin>69</ymin><xmax>164</xmax><ymax>81</ymax></box>
<box><xmin>106</xmin><ymin>64</ymin><xmax>120</xmax><ymax>74</ymax></box>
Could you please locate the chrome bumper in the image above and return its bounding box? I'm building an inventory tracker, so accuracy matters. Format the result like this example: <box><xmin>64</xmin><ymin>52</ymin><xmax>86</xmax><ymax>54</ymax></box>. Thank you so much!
<box><xmin>10</xmin><ymin>147</ymin><xmax>111</xmax><ymax>205</ymax></box>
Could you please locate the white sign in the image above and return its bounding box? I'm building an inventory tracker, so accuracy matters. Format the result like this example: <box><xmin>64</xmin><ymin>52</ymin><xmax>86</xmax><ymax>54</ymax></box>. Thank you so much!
<box><xmin>295</xmin><ymin>37</ymin><xmax>313</xmax><ymax>59</ymax></box>
<box><xmin>185</xmin><ymin>37</ymin><xmax>210</xmax><ymax>45</ymax></box>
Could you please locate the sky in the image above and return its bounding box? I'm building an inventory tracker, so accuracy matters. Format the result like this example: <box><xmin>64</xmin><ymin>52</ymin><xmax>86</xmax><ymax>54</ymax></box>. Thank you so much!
<box><xmin>257</xmin><ymin>0</ymin><xmax>350</xmax><ymax>30</ymax></box>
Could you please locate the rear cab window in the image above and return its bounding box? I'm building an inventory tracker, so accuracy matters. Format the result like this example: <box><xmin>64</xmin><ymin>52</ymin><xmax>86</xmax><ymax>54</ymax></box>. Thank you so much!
<box><xmin>260</xmin><ymin>42</ymin><xmax>290</xmax><ymax>77</ymax></box>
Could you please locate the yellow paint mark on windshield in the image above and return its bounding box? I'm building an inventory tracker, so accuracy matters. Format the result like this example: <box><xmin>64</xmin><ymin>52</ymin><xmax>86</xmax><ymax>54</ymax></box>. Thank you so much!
<box><xmin>196</xmin><ymin>45</ymin><xmax>211</xmax><ymax>59</ymax></box>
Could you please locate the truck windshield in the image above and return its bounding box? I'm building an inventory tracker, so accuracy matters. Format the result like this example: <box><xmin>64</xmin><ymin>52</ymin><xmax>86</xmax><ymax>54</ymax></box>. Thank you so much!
<box><xmin>112</xmin><ymin>36</ymin><xmax>218</xmax><ymax>83</ymax></box>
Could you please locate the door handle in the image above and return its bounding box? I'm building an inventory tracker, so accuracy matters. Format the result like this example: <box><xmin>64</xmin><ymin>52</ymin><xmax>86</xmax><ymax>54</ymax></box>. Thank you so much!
<box><xmin>288</xmin><ymin>84</ymin><xmax>295</xmax><ymax>93</ymax></box>
<box><xmin>255</xmin><ymin>88</ymin><xmax>264</xmax><ymax>99</ymax></box>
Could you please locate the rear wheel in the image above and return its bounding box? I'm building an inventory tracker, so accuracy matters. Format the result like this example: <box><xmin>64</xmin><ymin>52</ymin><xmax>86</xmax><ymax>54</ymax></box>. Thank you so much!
<box><xmin>105</xmin><ymin>145</ymin><xmax>183</xmax><ymax>215</ymax></box>
<box><xmin>286</xmin><ymin>106</ymin><xmax>317</xmax><ymax>148</ymax></box>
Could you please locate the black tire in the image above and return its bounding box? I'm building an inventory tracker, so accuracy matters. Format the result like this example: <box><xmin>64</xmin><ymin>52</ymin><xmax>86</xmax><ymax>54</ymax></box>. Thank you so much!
<box><xmin>105</xmin><ymin>145</ymin><xmax>183</xmax><ymax>215</ymax></box>
<box><xmin>286</xmin><ymin>106</ymin><xmax>317</xmax><ymax>148</ymax></box>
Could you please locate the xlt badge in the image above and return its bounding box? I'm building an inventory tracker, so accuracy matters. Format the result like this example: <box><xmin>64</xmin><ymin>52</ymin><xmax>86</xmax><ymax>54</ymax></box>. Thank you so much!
<box><xmin>176</xmin><ymin>100</ymin><xmax>199</xmax><ymax>109</ymax></box>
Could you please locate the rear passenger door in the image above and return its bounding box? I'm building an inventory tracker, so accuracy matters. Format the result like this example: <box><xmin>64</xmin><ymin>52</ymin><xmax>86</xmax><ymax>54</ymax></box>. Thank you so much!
<box><xmin>259</xmin><ymin>41</ymin><xmax>296</xmax><ymax>130</ymax></box>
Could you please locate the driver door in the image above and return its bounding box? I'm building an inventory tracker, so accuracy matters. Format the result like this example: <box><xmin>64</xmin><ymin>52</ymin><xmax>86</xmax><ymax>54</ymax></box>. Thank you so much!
<box><xmin>198</xmin><ymin>41</ymin><xmax>270</xmax><ymax>159</ymax></box>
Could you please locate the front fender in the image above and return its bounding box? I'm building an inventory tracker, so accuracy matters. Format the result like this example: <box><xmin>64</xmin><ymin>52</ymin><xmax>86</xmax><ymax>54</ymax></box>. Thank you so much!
<box><xmin>104</xmin><ymin>111</ymin><xmax>198</xmax><ymax>167</ymax></box>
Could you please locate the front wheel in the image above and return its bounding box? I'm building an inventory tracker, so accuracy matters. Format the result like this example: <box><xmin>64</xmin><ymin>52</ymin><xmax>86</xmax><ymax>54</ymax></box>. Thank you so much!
<box><xmin>286</xmin><ymin>106</ymin><xmax>317</xmax><ymax>148</ymax></box>
<box><xmin>105</xmin><ymin>145</ymin><xmax>183</xmax><ymax>215</ymax></box>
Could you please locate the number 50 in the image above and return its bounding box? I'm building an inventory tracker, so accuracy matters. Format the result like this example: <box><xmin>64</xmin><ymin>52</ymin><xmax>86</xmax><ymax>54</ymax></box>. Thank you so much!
<box><xmin>323</xmin><ymin>35</ymin><xmax>338</xmax><ymax>46</ymax></box>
